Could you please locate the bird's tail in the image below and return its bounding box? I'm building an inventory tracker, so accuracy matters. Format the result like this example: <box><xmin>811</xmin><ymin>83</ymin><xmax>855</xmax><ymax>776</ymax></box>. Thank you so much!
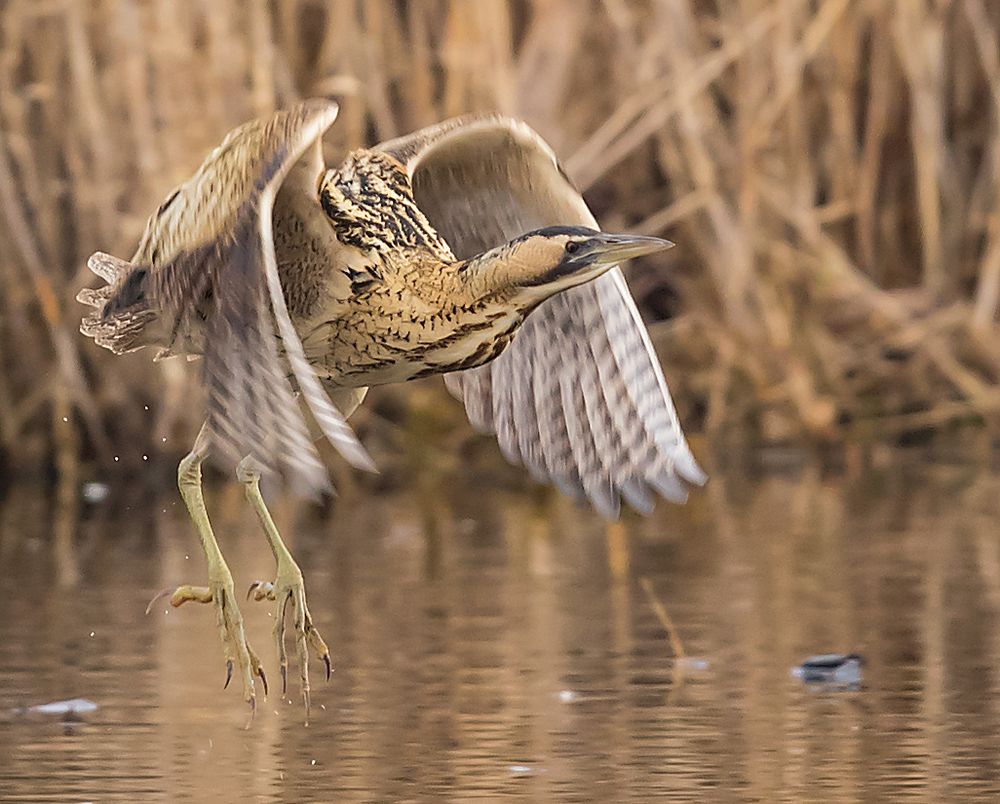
<box><xmin>77</xmin><ymin>252</ymin><xmax>158</xmax><ymax>354</ymax></box>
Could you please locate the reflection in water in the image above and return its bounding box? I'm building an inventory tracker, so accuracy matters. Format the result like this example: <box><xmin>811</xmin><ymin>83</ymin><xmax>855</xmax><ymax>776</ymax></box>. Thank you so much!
<box><xmin>1</xmin><ymin>459</ymin><xmax>1000</xmax><ymax>801</ymax></box>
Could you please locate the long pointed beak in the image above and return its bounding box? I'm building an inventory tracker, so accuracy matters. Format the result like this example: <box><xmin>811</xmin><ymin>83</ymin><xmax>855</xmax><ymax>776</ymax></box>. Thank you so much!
<box><xmin>576</xmin><ymin>233</ymin><xmax>675</xmax><ymax>266</ymax></box>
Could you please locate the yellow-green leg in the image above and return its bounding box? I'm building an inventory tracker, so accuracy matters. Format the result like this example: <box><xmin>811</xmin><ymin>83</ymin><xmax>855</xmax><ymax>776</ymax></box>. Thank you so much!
<box><xmin>147</xmin><ymin>424</ymin><xmax>266</xmax><ymax>725</ymax></box>
<box><xmin>238</xmin><ymin>456</ymin><xmax>330</xmax><ymax>724</ymax></box>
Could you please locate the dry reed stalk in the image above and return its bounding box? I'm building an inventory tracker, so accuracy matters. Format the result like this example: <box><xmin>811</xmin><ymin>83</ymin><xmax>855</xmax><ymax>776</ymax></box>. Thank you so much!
<box><xmin>52</xmin><ymin>383</ymin><xmax>79</xmax><ymax>588</ymax></box>
<box><xmin>639</xmin><ymin>576</ymin><xmax>685</xmax><ymax>659</ymax></box>
<box><xmin>966</xmin><ymin>0</ymin><xmax>1000</xmax><ymax>330</ymax></box>
<box><xmin>2</xmin><ymin>0</ymin><xmax>1000</xmax><ymax>485</ymax></box>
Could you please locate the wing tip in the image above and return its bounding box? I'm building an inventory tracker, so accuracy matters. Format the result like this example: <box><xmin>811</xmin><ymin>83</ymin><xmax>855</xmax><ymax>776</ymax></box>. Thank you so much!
<box><xmin>346</xmin><ymin>444</ymin><xmax>379</xmax><ymax>475</ymax></box>
<box><xmin>594</xmin><ymin>494</ymin><xmax>622</xmax><ymax>521</ymax></box>
<box><xmin>620</xmin><ymin>476</ymin><xmax>656</xmax><ymax>516</ymax></box>
<box><xmin>291</xmin><ymin>463</ymin><xmax>334</xmax><ymax>501</ymax></box>
<box><xmin>87</xmin><ymin>251</ymin><xmax>134</xmax><ymax>283</ymax></box>
<box><xmin>297</xmin><ymin>97</ymin><xmax>341</xmax><ymax>133</ymax></box>
<box><xmin>676</xmin><ymin>451</ymin><xmax>708</xmax><ymax>487</ymax></box>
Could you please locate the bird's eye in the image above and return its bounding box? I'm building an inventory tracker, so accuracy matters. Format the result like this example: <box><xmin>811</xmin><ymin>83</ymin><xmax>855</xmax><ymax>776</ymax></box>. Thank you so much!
<box><xmin>565</xmin><ymin>241</ymin><xmax>580</xmax><ymax>254</ymax></box>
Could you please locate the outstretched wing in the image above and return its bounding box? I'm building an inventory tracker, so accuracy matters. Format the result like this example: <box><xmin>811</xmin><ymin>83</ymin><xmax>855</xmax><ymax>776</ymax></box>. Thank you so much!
<box><xmin>379</xmin><ymin>117</ymin><xmax>705</xmax><ymax>518</ymax></box>
<box><xmin>128</xmin><ymin>99</ymin><xmax>374</xmax><ymax>493</ymax></box>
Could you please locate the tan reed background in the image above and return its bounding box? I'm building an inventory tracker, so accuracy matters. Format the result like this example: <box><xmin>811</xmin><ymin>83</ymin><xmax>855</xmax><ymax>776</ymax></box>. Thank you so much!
<box><xmin>2</xmin><ymin>0</ymin><xmax>1000</xmax><ymax>479</ymax></box>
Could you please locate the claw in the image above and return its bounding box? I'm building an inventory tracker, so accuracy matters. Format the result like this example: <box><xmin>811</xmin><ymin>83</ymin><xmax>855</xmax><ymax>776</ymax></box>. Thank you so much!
<box><xmin>247</xmin><ymin>580</ymin><xmax>276</xmax><ymax>602</ymax></box>
<box><xmin>248</xmin><ymin>568</ymin><xmax>330</xmax><ymax>721</ymax></box>
<box><xmin>224</xmin><ymin>659</ymin><xmax>234</xmax><ymax>689</ymax></box>
<box><xmin>257</xmin><ymin>666</ymin><xmax>268</xmax><ymax>697</ymax></box>
<box><xmin>144</xmin><ymin>587</ymin><xmax>175</xmax><ymax>615</ymax></box>
<box><xmin>244</xmin><ymin>695</ymin><xmax>256</xmax><ymax>730</ymax></box>
<box><xmin>247</xmin><ymin>580</ymin><xmax>271</xmax><ymax>601</ymax></box>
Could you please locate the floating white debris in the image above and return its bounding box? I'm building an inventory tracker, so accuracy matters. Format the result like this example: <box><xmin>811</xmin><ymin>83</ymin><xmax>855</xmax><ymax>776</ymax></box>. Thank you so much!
<box><xmin>508</xmin><ymin>765</ymin><xmax>533</xmax><ymax>775</ymax></box>
<box><xmin>81</xmin><ymin>482</ymin><xmax>110</xmax><ymax>503</ymax></box>
<box><xmin>558</xmin><ymin>690</ymin><xmax>577</xmax><ymax>703</ymax></box>
<box><xmin>12</xmin><ymin>698</ymin><xmax>98</xmax><ymax>719</ymax></box>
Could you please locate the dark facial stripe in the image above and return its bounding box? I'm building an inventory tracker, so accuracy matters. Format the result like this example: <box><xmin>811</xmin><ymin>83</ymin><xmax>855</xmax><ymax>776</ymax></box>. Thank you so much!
<box><xmin>511</xmin><ymin>225</ymin><xmax>599</xmax><ymax>243</ymax></box>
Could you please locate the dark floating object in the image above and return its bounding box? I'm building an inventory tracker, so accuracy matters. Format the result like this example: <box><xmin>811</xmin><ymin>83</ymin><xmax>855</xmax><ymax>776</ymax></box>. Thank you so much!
<box><xmin>792</xmin><ymin>653</ymin><xmax>864</xmax><ymax>688</ymax></box>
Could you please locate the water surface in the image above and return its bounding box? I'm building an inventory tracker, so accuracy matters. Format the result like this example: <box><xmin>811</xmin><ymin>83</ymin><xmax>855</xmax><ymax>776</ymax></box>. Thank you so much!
<box><xmin>1</xmin><ymin>456</ymin><xmax>999</xmax><ymax>802</ymax></box>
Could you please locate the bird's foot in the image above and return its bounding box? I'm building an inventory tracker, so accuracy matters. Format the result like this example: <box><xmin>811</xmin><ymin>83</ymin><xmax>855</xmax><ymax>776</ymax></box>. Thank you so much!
<box><xmin>247</xmin><ymin>559</ymin><xmax>330</xmax><ymax>725</ymax></box>
<box><xmin>146</xmin><ymin>573</ymin><xmax>267</xmax><ymax>727</ymax></box>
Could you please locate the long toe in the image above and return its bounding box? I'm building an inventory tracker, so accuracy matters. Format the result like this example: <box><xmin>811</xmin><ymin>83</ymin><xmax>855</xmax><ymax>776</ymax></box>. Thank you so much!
<box><xmin>147</xmin><ymin>579</ymin><xmax>262</xmax><ymax>726</ymax></box>
<box><xmin>248</xmin><ymin>573</ymin><xmax>332</xmax><ymax>725</ymax></box>
<box><xmin>214</xmin><ymin>582</ymin><xmax>260</xmax><ymax>724</ymax></box>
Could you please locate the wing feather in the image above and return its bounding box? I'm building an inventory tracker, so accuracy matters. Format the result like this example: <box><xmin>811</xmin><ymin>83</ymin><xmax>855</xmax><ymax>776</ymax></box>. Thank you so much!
<box><xmin>128</xmin><ymin>100</ymin><xmax>373</xmax><ymax>492</ymax></box>
<box><xmin>530</xmin><ymin>309</ymin><xmax>586</xmax><ymax>498</ymax></box>
<box><xmin>382</xmin><ymin>116</ymin><xmax>705</xmax><ymax>517</ymax></box>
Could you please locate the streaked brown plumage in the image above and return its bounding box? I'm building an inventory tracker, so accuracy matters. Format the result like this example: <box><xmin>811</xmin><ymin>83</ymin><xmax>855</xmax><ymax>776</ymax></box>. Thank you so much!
<box><xmin>78</xmin><ymin>99</ymin><xmax>705</xmax><ymax>723</ymax></box>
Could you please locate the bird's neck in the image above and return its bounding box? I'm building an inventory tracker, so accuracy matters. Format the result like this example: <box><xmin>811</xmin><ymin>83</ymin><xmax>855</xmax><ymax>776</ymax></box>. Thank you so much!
<box><xmin>454</xmin><ymin>244</ymin><xmax>549</xmax><ymax>313</ymax></box>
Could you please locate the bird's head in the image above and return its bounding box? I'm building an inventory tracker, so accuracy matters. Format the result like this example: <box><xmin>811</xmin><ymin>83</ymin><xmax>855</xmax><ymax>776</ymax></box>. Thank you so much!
<box><xmin>459</xmin><ymin>226</ymin><xmax>673</xmax><ymax>306</ymax></box>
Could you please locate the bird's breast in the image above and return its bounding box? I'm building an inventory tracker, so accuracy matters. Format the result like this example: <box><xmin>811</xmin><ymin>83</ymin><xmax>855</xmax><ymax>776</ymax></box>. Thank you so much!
<box><xmin>300</xmin><ymin>303</ymin><xmax>523</xmax><ymax>388</ymax></box>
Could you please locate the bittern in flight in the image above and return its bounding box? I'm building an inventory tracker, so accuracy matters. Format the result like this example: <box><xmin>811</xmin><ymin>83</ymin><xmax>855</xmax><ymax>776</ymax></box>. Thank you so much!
<box><xmin>78</xmin><ymin>99</ymin><xmax>705</xmax><ymax>723</ymax></box>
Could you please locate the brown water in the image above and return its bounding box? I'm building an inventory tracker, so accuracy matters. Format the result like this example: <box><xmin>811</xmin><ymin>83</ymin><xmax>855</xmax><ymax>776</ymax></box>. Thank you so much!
<box><xmin>1</xmin><ymin>455</ymin><xmax>999</xmax><ymax>802</ymax></box>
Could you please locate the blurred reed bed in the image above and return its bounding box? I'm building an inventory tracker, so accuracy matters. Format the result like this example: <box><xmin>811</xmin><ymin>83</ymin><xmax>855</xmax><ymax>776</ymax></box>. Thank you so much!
<box><xmin>2</xmin><ymin>0</ymin><xmax>1000</xmax><ymax>481</ymax></box>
